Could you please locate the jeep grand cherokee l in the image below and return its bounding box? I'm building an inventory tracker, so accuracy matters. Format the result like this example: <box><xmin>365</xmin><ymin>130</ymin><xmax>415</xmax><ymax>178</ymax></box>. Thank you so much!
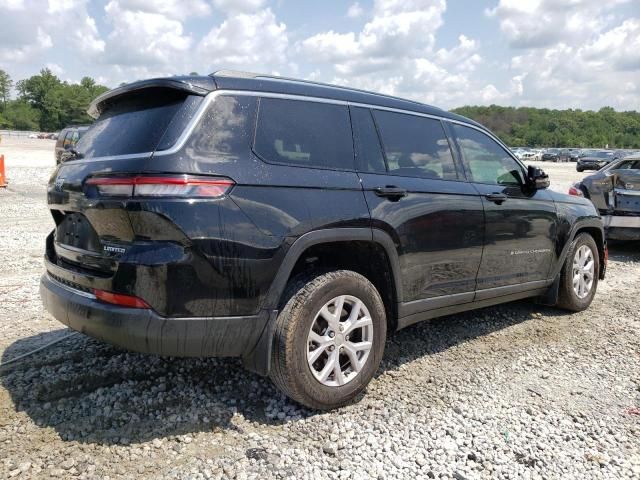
<box><xmin>40</xmin><ymin>71</ymin><xmax>607</xmax><ymax>409</ymax></box>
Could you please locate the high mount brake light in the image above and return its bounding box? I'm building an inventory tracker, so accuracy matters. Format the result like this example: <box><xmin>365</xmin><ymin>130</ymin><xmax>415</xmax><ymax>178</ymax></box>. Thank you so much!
<box><xmin>86</xmin><ymin>175</ymin><xmax>235</xmax><ymax>198</ymax></box>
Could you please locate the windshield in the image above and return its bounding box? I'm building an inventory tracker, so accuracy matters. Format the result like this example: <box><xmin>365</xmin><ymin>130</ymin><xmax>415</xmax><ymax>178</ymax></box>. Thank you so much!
<box><xmin>591</xmin><ymin>151</ymin><xmax>613</xmax><ymax>159</ymax></box>
<box><xmin>76</xmin><ymin>89</ymin><xmax>202</xmax><ymax>159</ymax></box>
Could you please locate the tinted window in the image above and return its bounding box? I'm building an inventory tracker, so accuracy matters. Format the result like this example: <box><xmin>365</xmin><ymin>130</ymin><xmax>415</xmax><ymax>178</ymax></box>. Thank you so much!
<box><xmin>372</xmin><ymin>110</ymin><xmax>457</xmax><ymax>180</ymax></box>
<box><xmin>189</xmin><ymin>95</ymin><xmax>257</xmax><ymax>159</ymax></box>
<box><xmin>453</xmin><ymin>124</ymin><xmax>524</xmax><ymax>185</ymax></box>
<box><xmin>615</xmin><ymin>160</ymin><xmax>640</xmax><ymax>170</ymax></box>
<box><xmin>351</xmin><ymin>107</ymin><xmax>386</xmax><ymax>173</ymax></box>
<box><xmin>76</xmin><ymin>89</ymin><xmax>200</xmax><ymax>159</ymax></box>
<box><xmin>254</xmin><ymin>98</ymin><xmax>354</xmax><ymax>170</ymax></box>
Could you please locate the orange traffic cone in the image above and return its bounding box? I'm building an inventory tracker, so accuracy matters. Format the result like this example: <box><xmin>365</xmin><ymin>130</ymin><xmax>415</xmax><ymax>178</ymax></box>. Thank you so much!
<box><xmin>0</xmin><ymin>155</ymin><xmax>6</xmax><ymax>187</ymax></box>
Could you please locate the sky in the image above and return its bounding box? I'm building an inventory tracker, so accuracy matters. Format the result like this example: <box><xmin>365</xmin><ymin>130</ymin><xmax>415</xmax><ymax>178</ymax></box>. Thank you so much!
<box><xmin>0</xmin><ymin>0</ymin><xmax>639</xmax><ymax>111</ymax></box>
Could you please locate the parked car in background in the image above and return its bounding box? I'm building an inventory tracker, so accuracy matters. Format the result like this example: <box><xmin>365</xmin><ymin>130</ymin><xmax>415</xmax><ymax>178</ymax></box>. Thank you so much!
<box><xmin>570</xmin><ymin>155</ymin><xmax>640</xmax><ymax>240</ymax></box>
<box><xmin>568</xmin><ymin>149</ymin><xmax>582</xmax><ymax>162</ymax></box>
<box><xmin>576</xmin><ymin>150</ymin><xmax>615</xmax><ymax>172</ymax></box>
<box><xmin>54</xmin><ymin>125</ymin><xmax>89</xmax><ymax>164</ymax></box>
<box><xmin>542</xmin><ymin>148</ymin><xmax>570</xmax><ymax>162</ymax></box>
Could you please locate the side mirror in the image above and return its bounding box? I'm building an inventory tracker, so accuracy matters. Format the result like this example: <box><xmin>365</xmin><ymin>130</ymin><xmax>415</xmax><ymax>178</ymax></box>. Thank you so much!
<box><xmin>527</xmin><ymin>165</ymin><xmax>550</xmax><ymax>190</ymax></box>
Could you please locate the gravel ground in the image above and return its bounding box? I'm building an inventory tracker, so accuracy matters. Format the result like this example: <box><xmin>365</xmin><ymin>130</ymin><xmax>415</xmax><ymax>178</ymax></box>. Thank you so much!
<box><xmin>0</xmin><ymin>139</ymin><xmax>639</xmax><ymax>479</ymax></box>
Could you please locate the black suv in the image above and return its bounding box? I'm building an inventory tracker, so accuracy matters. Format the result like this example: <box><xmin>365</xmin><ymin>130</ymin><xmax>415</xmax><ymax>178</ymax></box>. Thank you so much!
<box><xmin>40</xmin><ymin>72</ymin><xmax>606</xmax><ymax>409</ymax></box>
<box><xmin>576</xmin><ymin>150</ymin><xmax>615</xmax><ymax>172</ymax></box>
<box><xmin>54</xmin><ymin>125</ymin><xmax>89</xmax><ymax>164</ymax></box>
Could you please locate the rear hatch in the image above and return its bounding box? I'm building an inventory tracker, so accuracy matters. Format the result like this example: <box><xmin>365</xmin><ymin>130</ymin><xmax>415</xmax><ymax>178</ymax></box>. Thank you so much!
<box><xmin>46</xmin><ymin>80</ymin><xmax>212</xmax><ymax>280</ymax></box>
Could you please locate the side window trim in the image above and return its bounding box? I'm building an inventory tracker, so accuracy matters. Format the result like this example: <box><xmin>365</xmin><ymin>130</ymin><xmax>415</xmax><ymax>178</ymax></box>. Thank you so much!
<box><xmin>348</xmin><ymin>106</ymin><xmax>388</xmax><ymax>173</ymax></box>
<box><xmin>441</xmin><ymin>120</ymin><xmax>467</xmax><ymax>182</ymax></box>
<box><xmin>368</xmin><ymin>108</ymin><xmax>390</xmax><ymax>171</ymax></box>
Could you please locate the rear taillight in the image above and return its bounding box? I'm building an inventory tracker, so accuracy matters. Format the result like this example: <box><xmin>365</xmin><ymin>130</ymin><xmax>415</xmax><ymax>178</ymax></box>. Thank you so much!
<box><xmin>568</xmin><ymin>185</ymin><xmax>584</xmax><ymax>197</ymax></box>
<box><xmin>94</xmin><ymin>289</ymin><xmax>150</xmax><ymax>309</ymax></box>
<box><xmin>86</xmin><ymin>175</ymin><xmax>235</xmax><ymax>198</ymax></box>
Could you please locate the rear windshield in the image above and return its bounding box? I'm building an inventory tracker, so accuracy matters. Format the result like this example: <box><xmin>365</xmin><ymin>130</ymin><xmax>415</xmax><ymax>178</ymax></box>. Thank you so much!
<box><xmin>75</xmin><ymin>89</ymin><xmax>202</xmax><ymax>159</ymax></box>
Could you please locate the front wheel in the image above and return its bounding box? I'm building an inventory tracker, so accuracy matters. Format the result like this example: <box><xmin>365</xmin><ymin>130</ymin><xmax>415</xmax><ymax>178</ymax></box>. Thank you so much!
<box><xmin>557</xmin><ymin>233</ymin><xmax>599</xmax><ymax>311</ymax></box>
<box><xmin>270</xmin><ymin>270</ymin><xmax>386</xmax><ymax>410</ymax></box>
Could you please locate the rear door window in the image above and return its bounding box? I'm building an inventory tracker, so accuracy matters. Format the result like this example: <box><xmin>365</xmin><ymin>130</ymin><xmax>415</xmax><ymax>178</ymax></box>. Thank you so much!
<box><xmin>75</xmin><ymin>89</ymin><xmax>202</xmax><ymax>159</ymax></box>
<box><xmin>253</xmin><ymin>97</ymin><xmax>354</xmax><ymax>170</ymax></box>
<box><xmin>372</xmin><ymin>110</ymin><xmax>458</xmax><ymax>180</ymax></box>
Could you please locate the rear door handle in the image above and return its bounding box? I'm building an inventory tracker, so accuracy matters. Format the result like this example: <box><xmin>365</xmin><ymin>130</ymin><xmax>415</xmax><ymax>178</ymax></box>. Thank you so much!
<box><xmin>485</xmin><ymin>193</ymin><xmax>508</xmax><ymax>204</ymax></box>
<box><xmin>374</xmin><ymin>186</ymin><xmax>407</xmax><ymax>200</ymax></box>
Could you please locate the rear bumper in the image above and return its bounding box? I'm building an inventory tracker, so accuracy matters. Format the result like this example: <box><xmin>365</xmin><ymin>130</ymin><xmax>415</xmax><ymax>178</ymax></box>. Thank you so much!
<box><xmin>602</xmin><ymin>215</ymin><xmax>640</xmax><ymax>228</ymax></box>
<box><xmin>577</xmin><ymin>164</ymin><xmax>603</xmax><ymax>170</ymax></box>
<box><xmin>602</xmin><ymin>215</ymin><xmax>640</xmax><ymax>240</ymax></box>
<box><xmin>40</xmin><ymin>273</ymin><xmax>268</xmax><ymax>358</ymax></box>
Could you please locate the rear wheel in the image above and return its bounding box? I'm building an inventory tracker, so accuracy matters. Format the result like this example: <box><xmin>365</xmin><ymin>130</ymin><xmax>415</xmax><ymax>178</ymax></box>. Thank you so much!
<box><xmin>270</xmin><ymin>270</ymin><xmax>386</xmax><ymax>410</ymax></box>
<box><xmin>557</xmin><ymin>233</ymin><xmax>599</xmax><ymax>311</ymax></box>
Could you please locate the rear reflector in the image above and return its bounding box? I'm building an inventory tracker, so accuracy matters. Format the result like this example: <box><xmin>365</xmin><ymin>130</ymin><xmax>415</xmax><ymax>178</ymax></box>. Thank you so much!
<box><xmin>86</xmin><ymin>175</ymin><xmax>235</xmax><ymax>198</ymax></box>
<box><xmin>94</xmin><ymin>289</ymin><xmax>150</xmax><ymax>309</ymax></box>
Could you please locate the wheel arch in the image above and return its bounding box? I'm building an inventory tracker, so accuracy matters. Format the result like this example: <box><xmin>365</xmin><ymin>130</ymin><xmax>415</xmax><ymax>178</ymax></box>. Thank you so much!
<box><xmin>243</xmin><ymin>227</ymin><xmax>402</xmax><ymax>376</ymax></box>
<box><xmin>553</xmin><ymin>218</ymin><xmax>606</xmax><ymax>281</ymax></box>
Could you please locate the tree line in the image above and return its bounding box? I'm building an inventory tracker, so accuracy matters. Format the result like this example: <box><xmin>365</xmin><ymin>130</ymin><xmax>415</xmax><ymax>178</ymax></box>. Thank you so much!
<box><xmin>1</xmin><ymin>68</ymin><xmax>639</xmax><ymax>148</ymax></box>
<box><xmin>0</xmin><ymin>68</ymin><xmax>108</xmax><ymax>132</ymax></box>
<box><xmin>452</xmin><ymin>105</ymin><xmax>640</xmax><ymax>149</ymax></box>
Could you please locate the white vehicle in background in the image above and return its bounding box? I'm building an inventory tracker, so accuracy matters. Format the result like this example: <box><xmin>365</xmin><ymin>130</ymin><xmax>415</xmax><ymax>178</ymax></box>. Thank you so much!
<box><xmin>512</xmin><ymin>148</ymin><xmax>538</xmax><ymax>161</ymax></box>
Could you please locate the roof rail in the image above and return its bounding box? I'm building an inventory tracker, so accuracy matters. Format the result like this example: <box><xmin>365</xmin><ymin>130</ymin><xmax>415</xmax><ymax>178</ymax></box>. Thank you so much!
<box><xmin>210</xmin><ymin>70</ymin><xmax>444</xmax><ymax>112</ymax></box>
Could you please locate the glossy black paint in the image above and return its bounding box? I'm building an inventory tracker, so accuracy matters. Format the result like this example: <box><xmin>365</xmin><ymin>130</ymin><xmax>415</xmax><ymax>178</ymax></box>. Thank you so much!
<box><xmin>40</xmin><ymin>72</ymin><xmax>606</xmax><ymax>374</ymax></box>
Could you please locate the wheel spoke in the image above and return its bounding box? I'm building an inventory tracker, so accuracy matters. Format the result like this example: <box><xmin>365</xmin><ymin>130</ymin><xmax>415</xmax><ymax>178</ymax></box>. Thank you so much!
<box><xmin>344</xmin><ymin>315</ymin><xmax>373</xmax><ymax>336</ymax></box>
<box><xmin>308</xmin><ymin>342</ymin><xmax>331</xmax><ymax>366</ymax></box>
<box><xmin>343</xmin><ymin>343</ymin><xmax>362</xmax><ymax>372</ymax></box>
<box><xmin>318</xmin><ymin>350</ymin><xmax>339</xmax><ymax>382</ymax></box>
<box><xmin>333</xmin><ymin>359</ymin><xmax>346</xmax><ymax>386</ymax></box>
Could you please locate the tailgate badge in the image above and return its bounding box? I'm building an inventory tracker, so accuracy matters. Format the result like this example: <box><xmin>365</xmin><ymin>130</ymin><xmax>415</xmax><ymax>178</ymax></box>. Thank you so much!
<box><xmin>103</xmin><ymin>244</ymin><xmax>126</xmax><ymax>255</ymax></box>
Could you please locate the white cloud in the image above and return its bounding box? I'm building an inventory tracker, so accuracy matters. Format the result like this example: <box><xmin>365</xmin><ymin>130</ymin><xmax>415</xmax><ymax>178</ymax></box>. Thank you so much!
<box><xmin>347</xmin><ymin>2</ymin><xmax>364</xmax><ymax>18</ymax></box>
<box><xmin>581</xmin><ymin>18</ymin><xmax>640</xmax><ymax>71</ymax></box>
<box><xmin>486</xmin><ymin>0</ymin><xmax>630</xmax><ymax>49</ymax></box>
<box><xmin>198</xmin><ymin>9</ymin><xmax>288</xmax><ymax>73</ymax></box>
<box><xmin>102</xmin><ymin>0</ymin><xmax>192</xmax><ymax>67</ymax></box>
<box><xmin>0</xmin><ymin>0</ymin><xmax>103</xmax><ymax>63</ymax></box>
<box><xmin>111</xmin><ymin>0</ymin><xmax>211</xmax><ymax>21</ymax></box>
<box><xmin>485</xmin><ymin>1</ymin><xmax>640</xmax><ymax>109</ymax></box>
<box><xmin>300</xmin><ymin>0</ymin><xmax>493</xmax><ymax>107</ymax></box>
<box><xmin>212</xmin><ymin>0</ymin><xmax>266</xmax><ymax>14</ymax></box>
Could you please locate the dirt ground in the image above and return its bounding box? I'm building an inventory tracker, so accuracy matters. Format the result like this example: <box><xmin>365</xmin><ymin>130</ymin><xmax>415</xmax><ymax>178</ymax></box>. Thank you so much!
<box><xmin>0</xmin><ymin>137</ymin><xmax>638</xmax><ymax>479</ymax></box>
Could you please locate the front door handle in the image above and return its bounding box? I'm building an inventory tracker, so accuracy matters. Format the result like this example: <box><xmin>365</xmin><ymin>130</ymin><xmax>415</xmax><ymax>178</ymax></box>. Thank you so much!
<box><xmin>374</xmin><ymin>186</ymin><xmax>408</xmax><ymax>200</ymax></box>
<box><xmin>485</xmin><ymin>193</ymin><xmax>508</xmax><ymax>204</ymax></box>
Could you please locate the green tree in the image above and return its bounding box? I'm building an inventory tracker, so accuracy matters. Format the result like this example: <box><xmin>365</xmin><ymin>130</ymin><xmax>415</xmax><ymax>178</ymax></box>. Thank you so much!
<box><xmin>14</xmin><ymin>69</ymin><xmax>108</xmax><ymax>131</ymax></box>
<box><xmin>0</xmin><ymin>69</ymin><xmax>12</xmax><ymax>109</ymax></box>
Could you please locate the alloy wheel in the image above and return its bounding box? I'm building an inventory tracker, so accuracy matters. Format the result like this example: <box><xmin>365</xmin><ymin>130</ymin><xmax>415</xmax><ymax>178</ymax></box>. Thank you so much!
<box><xmin>306</xmin><ymin>295</ymin><xmax>374</xmax><ymax>387</ymax></box>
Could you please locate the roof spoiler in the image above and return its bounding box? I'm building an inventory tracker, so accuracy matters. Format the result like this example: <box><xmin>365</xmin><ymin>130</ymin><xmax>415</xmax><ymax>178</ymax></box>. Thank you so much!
<box><xmin>87</xmin><ymin>76</ymin><xmax>217</xmax><ymax>119</ymax></box>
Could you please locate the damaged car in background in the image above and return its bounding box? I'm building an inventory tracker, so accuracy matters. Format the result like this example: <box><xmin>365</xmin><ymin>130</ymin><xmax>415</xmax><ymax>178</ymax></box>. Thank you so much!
<box><xmin>570</xmin><ymin>155</ymin><xmax>640</xmax><ymax>240</ymax></box>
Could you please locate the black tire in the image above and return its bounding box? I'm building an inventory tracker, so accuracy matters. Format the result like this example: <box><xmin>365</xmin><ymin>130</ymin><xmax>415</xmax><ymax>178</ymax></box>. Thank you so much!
<box><xmin>270</xmin><ymin>270</ymin><xmax>386</xmax><ymax>410</ymax></box>
<box><xmin>557</xmin><ymin>233</ymin><xmax>599</xmax><ymax>311</ymax></box>
<box><xmin>576</xmin><ymin>167</ymin><xmax>583</xmax><ymax>172</ymax></box>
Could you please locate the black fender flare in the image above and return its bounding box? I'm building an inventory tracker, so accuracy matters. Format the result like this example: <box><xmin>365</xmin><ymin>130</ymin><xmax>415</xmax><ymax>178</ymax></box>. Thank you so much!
<box><xmin>550</xmin><ymin>216</ymin><xmax>606</xmax><ymax>281</ymax></box>
<box><xmin>243</xmin><ymin>227</ymin><xmax>402</xmax><ymax>376</ymax></box>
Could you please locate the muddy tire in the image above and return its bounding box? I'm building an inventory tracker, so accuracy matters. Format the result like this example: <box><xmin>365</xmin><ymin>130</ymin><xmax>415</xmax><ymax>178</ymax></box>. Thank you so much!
<box><xmin>270</xmin><ymin>270</ymin><xmax>386</xmax><ymax>410</ymax></box>
<box><xmin>557</xmin><ymin>233</ymin><xmax>599</xmax><ymax>312</ymax></box>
